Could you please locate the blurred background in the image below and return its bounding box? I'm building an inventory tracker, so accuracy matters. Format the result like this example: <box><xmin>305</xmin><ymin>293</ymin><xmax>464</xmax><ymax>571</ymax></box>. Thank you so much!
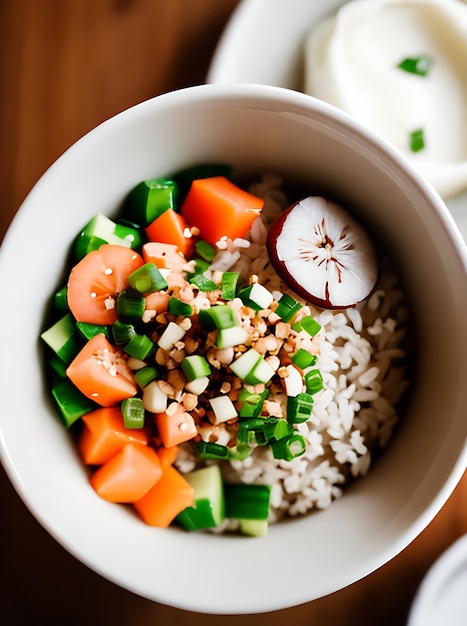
<box><xmin>1</xmin><ymin>1</ymin><xmax>466</xmax><ymax>624</ymax></box>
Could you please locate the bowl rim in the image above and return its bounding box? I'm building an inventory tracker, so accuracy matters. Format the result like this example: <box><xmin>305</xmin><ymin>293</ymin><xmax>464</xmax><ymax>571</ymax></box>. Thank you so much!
<box><xmin>1</xmin><ymin>82</ymin><xmax>467</xmax><ymax>614</ymax></box>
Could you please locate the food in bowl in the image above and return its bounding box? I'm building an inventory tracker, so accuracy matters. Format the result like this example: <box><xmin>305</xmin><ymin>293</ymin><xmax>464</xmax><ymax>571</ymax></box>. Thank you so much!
<box><xmin>40</xmin><ymin>163</ymin><xmax>410</xmax><ymax>536</ymax></box>
<box><xmin>303</xmin><ymin>0</ymin><xmax>467</xmax><ymax>199</ymax></box>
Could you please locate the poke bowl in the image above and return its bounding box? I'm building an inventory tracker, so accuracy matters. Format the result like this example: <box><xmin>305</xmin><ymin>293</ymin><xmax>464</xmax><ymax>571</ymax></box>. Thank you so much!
<box><xmin>0</xmin><ymin>83</ymin><xmax>466</xmax><ymax>614</ymax></box>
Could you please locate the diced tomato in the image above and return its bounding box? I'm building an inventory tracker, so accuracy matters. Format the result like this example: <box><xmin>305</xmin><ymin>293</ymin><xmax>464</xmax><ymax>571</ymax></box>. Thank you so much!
<box><xmin>67</xmin><ymin>244</ymin><xmax>144</xmax><ymax>325</ymax></box>
<box><xmin>66</xmin><ymin>333</ymin><xmax>137</xmax><ymax>407</ymax></box>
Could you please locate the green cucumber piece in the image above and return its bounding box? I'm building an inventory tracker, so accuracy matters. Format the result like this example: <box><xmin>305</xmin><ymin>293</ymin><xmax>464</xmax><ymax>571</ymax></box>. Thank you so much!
<box><xmin>176</xmin><ymin>465</ymin><xmax>225</xmax><ymax>531</ymax></box>
<box><xmin>124</xmin><ymin>178</ymin><xmax>178</xmax><ymax>226</ymax></box>
<box><xmin>229</xmin><ymin>348</ymin><xmax>262</xmax><ymax>380</ymax></box>
<box><xmin>74</xmin><ymin>213</ymin><xmax>143</xmax><ymax>260</ymax></box>
<box><xmin>238</xmin><ymin>518</ymin><xmax>269</xmax><ymax>537</ymax></box>
<box><xmin>224</xmin><ymin>483</ymin><xmax>271</xmax><ymax>520</ymax></box>
<box><xmin>41</xmin><ymin>313</ymin><xmax>82</xmax><ymax>364</ymax></box>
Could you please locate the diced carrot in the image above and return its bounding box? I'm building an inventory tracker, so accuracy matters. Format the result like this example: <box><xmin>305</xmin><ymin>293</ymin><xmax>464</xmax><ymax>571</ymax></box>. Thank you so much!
<box><xmin>155</xmin><ymin>403</ymin><xmax>198</xmax><ymax>448</ymax></box>
<box><xmin>89</xmin><ymin>442</ymin><xmax>162</xmax><ymax>503</ymax></box>
<box><xmin>67</xmin><ymin>244</ymin><xmax>144</xmax><ymax>325</ymax></box>
<box><xmin>66</xmin><ymin>333</ymin><xmax>137</xmax><ymax>407</ymax></box>
<box><xmin>133</xmin><ymin>465</ymin><xmax>194</xmax><ymax>527</ymax></box>
<box><xmin>145</xmin><ymin>209</ymin><xmax>195</xmax><ymax>258</ymax></box>
<box><xmin>142</xmin><ymin>241</ymin><xmax>187</xmax><ymax>272</ymax></box>
<box><xmin>181</xmin><ymin>176</ymin><xmax>264</xmax><ymax>246</ymax></box>
<box><xmin>79</xmin><ymin>407</ymin><xmax>149</xmax><ymax>465</ymax></box>
<box><xmin>157</xmin><ymin>445</ymin><xmax>179</xmax><ymax>468</ymax></box>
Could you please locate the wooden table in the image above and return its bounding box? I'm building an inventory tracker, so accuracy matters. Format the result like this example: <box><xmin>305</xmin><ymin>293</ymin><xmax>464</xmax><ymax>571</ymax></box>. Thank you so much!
<box><xmin>1</xmin><ymin>2</ymin><xmax>466</xmax><ymax>624</ymax></box>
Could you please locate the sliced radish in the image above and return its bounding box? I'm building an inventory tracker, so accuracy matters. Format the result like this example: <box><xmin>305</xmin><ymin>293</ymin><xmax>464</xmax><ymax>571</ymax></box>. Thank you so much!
<box><xmin>266</xmin><ymin>196</ymin><xmax>378</xmax><ymax>309</ymax></box>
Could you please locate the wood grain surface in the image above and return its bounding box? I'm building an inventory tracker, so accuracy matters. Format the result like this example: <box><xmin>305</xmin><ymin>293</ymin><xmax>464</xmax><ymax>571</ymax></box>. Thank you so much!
<box><xmin>1</xmin><ymin>1</ymin><xmax>466</xmax><ymax>624</ymax></box>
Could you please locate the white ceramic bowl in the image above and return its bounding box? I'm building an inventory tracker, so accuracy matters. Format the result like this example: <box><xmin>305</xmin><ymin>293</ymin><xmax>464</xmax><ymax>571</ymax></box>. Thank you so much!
<box><xmin>1</xmin><ymin>84</ymin><xmax>466</xmax><ymax>614</ymax></box>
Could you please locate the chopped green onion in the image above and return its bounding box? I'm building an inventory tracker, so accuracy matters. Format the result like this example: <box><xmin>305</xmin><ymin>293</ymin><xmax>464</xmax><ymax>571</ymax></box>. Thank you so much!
<box><xmin>221</xmin><ymin>271</ymin><xmax>239</xmax><ymax>300</ymax></box>
<box><xmin>292</xmin><ymin>348</ymin><xmax>317</xmax><ymax>369</ymax></box>
<box><xmin>123</xmin><ymin>333</ymin><xmax>156</xmax><ymax>360</ymax></box>
<box><xmin>275</xmin><ymin>293</ymin><xmax>302</xmax><ymax>322</ymax></box>
<box><xmin>409</xmin><ymin>128</ymin><xmax>425</xmax><ymax>152</ymax></box>
<box><xmin>237</xmin><ymin>283</ymin><xmax>273</xmax><ymax>311</ymax></box>
<box><xmin>181</xmin><ymin>355</ymin><xmax>211</xmax><ymax>381</ymax></box>
<box><xmin>228</xmin><ymin>443</ymin><xmax>251</xmax><ymax>460</ymax></box>
<box><xmin>224</xmin><ymin>483</ymin><xmax>271</xmax><ymax>521</ymax></box>
<box><xmin>168</xmin><ymin>297</ymin><xmax>193</xmax><ymax>317</ymax></box>
<box><xmin>238</xmin><ymin>417</ymin><xmax>291</xmax><ymax>447</ymax></box>
<box><xmin>189</xmin><ymin>274</ymin><xmax>219</xmax><ymax>292</ymax></box>
<box><xmin>199</xmin><ymin>304</ymin><xmax>237</xmax><ymax>330</ymax></box>
<box><xmin>195</xmin><ymin>240</ymin><xmax>217</xmax><ymax>262</ymax></box>
<box><xmin>134</xmin><ymin>365</ymin><xmax>161</xmax><ymax>388</ymax></box>
<box><xmin>112</xmin><ymin>320</ymin><xmax>136</xmax><ymax>345</ymax></box>
<box><xmin>76</xmin><ymin>322</ymin><xmax>110</xmax><ymax>341</ymax></box>
<box><xmin>304</xmin><ymin>369</ymin><xmax>324</xmax><ymax>395</ymax></box>
<box><xmin>51</xmin><ymin>378</ymin><xmax>95</xmax><ymax>428</ymax></box>
<box><xmin>287</xmin><ymin>392</ymin><xmax>315</xmax><ymax>424</ymax></box>
<box><xmin>121</xmin><ymin>397</ymin><xmax>145</xmax><ymax>429</ymax></box>
<box><xmin>238</xmin><ymin>387</ymin><xmax>269</xmax><ymax>418</ymax></box>
<box><xmin>197</xmin><ymin>440</ymin><xmax>231</xmax><ymax>460</ymax></box>
<box><xmin>397</xmin><ymin>55</ymin><xmax>433</xmax><ymax>77</ymax></box>
<box><xmin>298</xmin><ymin>315</ymin><xmax>322</xmax><ymax>336</ymax></box>
<box><xmin>271</xmin><ymin>432</ymin><xmax>307</xmax><ymax>461</ymax></box>
<box><xmin>128</xmin><ymin>262</ymin><xmax>168</xmax><ymax>294</ymax></box>
<box><xmin>191</xmin><ymin>258</ymin><xmax>210</xmax><ymax>276</ymax></box>
<box><xmin>116</xmin><ymin>289</ymin><xmax>145</xmax><ymax>323</ymax></box>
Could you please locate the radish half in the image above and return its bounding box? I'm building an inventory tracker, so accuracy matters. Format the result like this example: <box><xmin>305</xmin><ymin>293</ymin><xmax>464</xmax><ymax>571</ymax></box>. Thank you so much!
<box><xmin>266</xmin><ymin>196</ymin><xmax>378</xmax><ymax>309</ymax></box>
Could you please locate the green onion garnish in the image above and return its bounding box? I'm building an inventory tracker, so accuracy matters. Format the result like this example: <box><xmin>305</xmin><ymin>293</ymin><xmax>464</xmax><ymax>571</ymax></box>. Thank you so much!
<box><xmin>189</xmin><ymin>274</ymin><xmax>219</xmax><ymax>292</ymax></box>
<box><xmin>275</xmin><ymin>293</ymin><xmax>302</xmax><ymax>322</ymax></box>
<box><xmin>195</xmin><ymin>240</ymin><xmax>217</xmax><ymax>262</ymax></box>
<box><xmin>287</xmin><ymin>392</ymin><xmax>315</xmax><ymax>424</ymax></box>
<box><xmin>128</xmin><ymin>262</ymin><xmax>168</xmax><ymax>294</ymax></box>
<box><xmin>121</xmin><ymin>397</ymin><xmax>145</xmax><ymax>429</ymax></box>
<box><xmin>123</xmin><ymin>333</ymin><xmax>156</xmax><ymax>360</ymax></box>
<box><xmin>111</xmin><ymin>320</ymin><xmax>136</xmax><ymax>345</ymax></box>
<box><xmin>292</xmin><ymin>348</ymin><xmax>317</xmax><ymax>369</ymax></box>
<box><xmin>409</xmin><ymin>128</ymin><xmax>425</xmax><ymax>152</ymax></box>
<box><xmin>134</xmin><ymin>364</ymin><xmax>161</xmax><ymax>388</ymax></box>
<box><xmin>116</xmin><ymin>289</ymin><xmax>146</xmax><ymax>323</ymax></box>
<box><xmin>300</xmin><ymin>316</ymin><xmax>322</xmax><ymax>336</ymax></box>
<box><xmin>197</xmin><ymin>440</ymin><xmax>231</xmax><ymax>460</ymax></box>
<box><xmin>397</xmin><ymin>55</ymin><xmax>433</xmax><ymax>77</ymax></box>
<box><xmin>168</xmin><ymin>297</ymin><xmax>193</xmax><ymax>317</ymax></box>
<box><xmin>304</xmin><ymin>369</ymin><xmax>324</xmax><ymax>395</ymax></box>
<box><xmin>271</xmin><ymin>432</ymin><xmax>307</xmax><ymax>461</ymax></box>
<box><xmin>221</xmin><ymin>271</ymin><xmax>239</xmax><ymax>300</ymax></box>
<box><xmin>76</xmin><ymin>322</ymin><xmax>110</xmax><ymax>341</ymax></box>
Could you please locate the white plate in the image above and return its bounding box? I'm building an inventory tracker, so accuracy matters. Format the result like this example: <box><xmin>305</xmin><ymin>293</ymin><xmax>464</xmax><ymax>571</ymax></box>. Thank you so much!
<box><xmin>408</xmin><ymin>535</ymin><xmax>467</xmax><ymax>626</ymax></box>
<box><xmin>208</xmin><ymin>0</ymin><xmax>467</xmax><ymax>241</ymax></box>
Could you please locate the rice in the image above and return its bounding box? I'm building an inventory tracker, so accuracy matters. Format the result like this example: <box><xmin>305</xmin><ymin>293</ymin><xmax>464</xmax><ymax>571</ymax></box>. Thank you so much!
<box><xmin>175</xmin><ymin>174</ymin><xmax>410</xmax><ymax>525</ymax></box>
